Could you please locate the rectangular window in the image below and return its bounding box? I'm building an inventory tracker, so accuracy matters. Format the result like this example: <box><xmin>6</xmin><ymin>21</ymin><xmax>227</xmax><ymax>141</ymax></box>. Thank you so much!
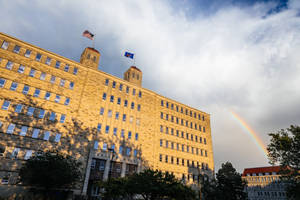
<box><xmin>110</xmin><ymin>95</ymin><xmax>114</xmax><ymax>103</ymax></box>
<box><xmin>36</xmin><ymin>53</ymin><xmax>42</xmax><ymax>61</ymax></box>
<box><xmin>136</xmin><ymin>118</ymin><xmax>140</xmax><ymax>125</ymax></box>
<box><xmin>134</xmin><ymin>149</ymin><xmax>138</xmax><ymax>157</ymax></box>
<box><xmin>27</xmin><ymin>107</ymin><xmax>35</xmax><ymax>116</ymax></box>
<box><xmin>126</xmin><ymin>86</ymin><xmax>129</xmax><ymax>93</ymax></box>
<box><xmin>24</xmin><ymin>150</ymin><xmax>33</xmax><ymax>160</ymax></box>
<box><xmin>55</xmin><ymin>61</ymin><xmax>61</xmax><ymax>68</ymax></box>
<box><xmin>18</xmin><ymin>65</ymin><xmax>25</xmax><ymax>73</ymax></box>
<box><xmin>29</xmin><ymin>68</ymin><xmax>36</xmax><ymax>77</ymax></box>
<box><xmin>69</xmin><ymin>82</ymin><xmax>74</xmax><ymax>90</ymax></box>
<box><xmin>161</xmin><ymin>112</ymin><xmax>163</xmax><ymax>119</ymax></box>
<box><xmin>177</xmin><ymin>143</ymin><xmax>179</xmax><ymax>150</ymax></box>
<box><xmin>171</xmin><ymin>104</ymin><xmax>174</xmax><ymax>110</ymax></box>
<box><xmin>115</xmin><ymin>112</ymin><xmax>119</xmax><ymax>120</ymax></box>
<box><xmin>73</xmin><ymin>67</ymin><xmax>78</xmax><ymax>75</ymax></box>
<box><xmin>45</xmin><ymin>57</ymin><xmax>51</xmax><ymax>65</ymax></box>
<box><xmin>182</xmin><ymin>145</ymin><xmax>184</xmax><ymax>152</ymax></box>
<box><xmin>50</xmin><ymin>75</ymin><xmax>56</xmax><ymax>83</ymax></box>
<box><xmin>129</xmin><ymin>116</ymin><xmax>133</xmax><ymax>123</ymax></box>
<box><xmin>166</xmin><ymin>102</ymin><xmax>169</xmax><ymax>108</ymax></box>
<box><xmin>60</xmin><ymin>79</ymin><xmax>65</xmax><ymax>86</ymax></box>
<box><xmin>22</xmin><ymin>85</ymin><xmax>30</xmax><ymax>95</ymax></box>
<box><xmin>105</xmin><ymin>79</ymin><xmax>109</xmax><ymax>85</ymax></box>
<box><xmin>160</xmin><ymin>125</ymin><xmax>163</xmax><ymax>132</ymax></box>
<box><xmin>64</xmin><ymin>64</ymin><xmax>69</xmax><ymax>72</ymax></box>
<box><xmin>15</xmin><ymin>104</ymin><xmax>23</xmax><ymax>113</ymax></box>
<box><xmin>64</xmin><ymin>97</ymin><xmax>70</xmax><ymax>105</ymax></box>
<box><xmin>108</xmin><ymin>110</ymin><xmax>112</xmax><ymax>117</ymax></box>
<box><xmin>103</xmin><ymin>143</ymin><xmax>107</xmax><ymax>151</ymax></box>
<box><xmin>176</xmin><ymin>130</ymin><xmax>179</xmax><ymax>137</ymax></box>
<box><xmin>165</xmin><ymin>155</ymin><xmax>168</xmax><ymax>163</ymax></box>
<box><xmin>94</xmin><ymin>141</ymin><xmax>99</xmax><ymax>150</ymax></box>
<box><xmin>100</xmin><ymin>107</ymin><xmax>104</xmax><ymax>115</ymax></box>
<box><xmin>119</xmin><ymin>146</ymin><xmax>123</xmax><ymax>154</ymax></box>
<box><xmin>160</xmin><ymin>139</ymin><xmax>163</xmax><ymax>147</ymax></box>
<box><xmin>102</xmin><ymin>93</ymin><xmax>107</xmax><ymax>100</ymax></box>
<box><xmin>159</xmin><ymin>154</ymin><xmax>162</xmax><ymax>162</ymax></box>
<box><xmin>6</xmin><ymin>61</ymin><xmax>13</xmax><ymax>70</ymax></box>
<box><xmin>11</xmin><ymin>148</ymin><xmax>20</xmax><ymax>159</ymax></box>
<box><xmin>187</xmin><ymin>146</ymin><xmax>189</xmax><ymax>152</ymax></box>
<box><xmin>166</xmin><ymin>114</ymin><xmax>169</xmax><ymax>120</ymax></box>
<box><xmin>40</xmin><ymin>72</ymin><xmax>46</xmax><ymax>80</ymax></box>
<box><xmin>20</xmin><ymin>126</ymin><xmax>28</xmax><ymax>136</ymax></box>
<box><xmin>124</xmin><ymin>100</ymin><xmax>128</xmax><ymax>107</ymax></box>
<box><xmin>49</xmin><ymin>112</ymin><xmax>56</xmax><ymax>121</ymax></box>
<box><xmin>39</xmin><ymin>109</ymin><xmax>45</xmax><ymax>118</ymax></box>
<box><xmin>166</xmin><ymin>127</ymin><xmax>169</xmax><ymax>134</ymax></box>
<box><xmin>126</xmin><ymin>147</ymin><xmax>131</xmax><ymax>156</ymax></box>
<box><xmin>6</xmin><ymin>123</ymin><xmax>15</xmax><ymax>134</ymax></box>
<box><xmin>10</xmin><ymin>82</ymin><xmax>18</xmax><ymax>91</ymax></box>
<box><xmin>0</xmin><ymin>78</ymin><xmax>6</xmax><ymax>88</ymax></box>
<box><xmin>32</xmin><ymin>128</ymin><xmax>40</xmax><ymax>138</ymax></box>
<box><xmin>24</xmin><ymin>49</ymin><xmax>31</xmax><ymax>58</ymax></box>
<box><xmin>138</xmin><ymin>91</ymin><xmax>142</xmax><ymax>98</ymax></box>
<box><xmin>1</xmin><ymin>100</ymin><xmax>10</xmax><ymax>110</ymax></box>
<box><xmin>128</xmin><ymin>131</ymin><xmax>132</xmax><ymax>139</ymax></box>
<box><xmin>131</xmin><ymin>102</ymin><xmax>134</xmax><ymax>109</ymax></box>
<box><xmin>97</xmin><ymin>123</ymin><xmax>102</xmax><ymax>132</ymax></box>
<box><xmin>166</xmin><ymin>141</ymin><xmax>168</xmax><ymax>148</ymax></box>
<box><xmin>204</xmin><ymin>138</ymin><xmax>207</xmax><ymax>144</ymax></box>
<box><xmin>104</xmin><ymin>125</ymin><xmax>110</xmax><ymax>134</ymax></box>
<box><xmin>132</xmin><ymin>89</ymin><xmax>136</xmax><ymax>96</ymax></box>
<box><xmin>203</xmin><ymin>127</ymin><xmax>206</xmax><ymax>132</ymax></box>
<box><xmin>121</xmin><ymin>129</ymin><xmax>125</xmax><ymax>138</ymax></box>
<box><xmin>112</xmin><ymin>81</ymin><xmax>116</xmax><ymax>88</ymax></box>
<box><xmin>137</xmin><ymin>104</ymin><xmax>141</xmax><ymax>111</ymax></box>
<box><xmin>1</xmin><ymin>41</ymin><xmax>9</xmax><ymax>49</ymax></box>
<box><xmin>122</xmin><ymin>114</ymin><xmax>126</xmax><ymax>121</ymax></box>
<box><xmin>60</xmin><ymin>114</ymin><xmax>66</xmax><ymax>123</ymax></box>
<box><xmin>119</xmin><ymin>84</ymin><xmax>123</xmax><ymax>91</ymax></box>
<box><xmin>55</xmin><ymin>95</ymin><xmax>60</xmax><ymax>103</ymax></box>
<box><xmin>135</xmin><ymin>133</ymin><xmax>138</xmax><ymax>140</ymax></box>
<box><xmin>113</xmin><ymin>127</ymin><xmax>117</xmax><ymax>135</ymax></box>
<box><xmin>44</xmin><ymin>92</ymin><xmax>51</xmax><ymax>100</ymax></box>
<box><xmin>117</xmin><ymin>97</ymin><xmax>121</xmax><ymax>105</ymax></box>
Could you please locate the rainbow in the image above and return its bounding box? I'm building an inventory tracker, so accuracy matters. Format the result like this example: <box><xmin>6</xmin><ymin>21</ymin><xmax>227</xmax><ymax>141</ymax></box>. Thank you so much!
<box><xmin>230</xmin><ymin>110</ymin><xmax>268</xmax><ymax>158</ymax></box>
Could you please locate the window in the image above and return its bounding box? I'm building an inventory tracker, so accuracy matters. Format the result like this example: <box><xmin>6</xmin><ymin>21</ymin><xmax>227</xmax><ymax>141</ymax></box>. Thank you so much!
<box><xmin>64</xmin><ymin>64</ymin><xmax>69</xmax><ymax>72</ymax></box>
<box><xmin>135</xmin><ymin>133</ymin><xmax>138</xmax><ymax>140</ymax></box>
<box><xmin>11</xmin><ymin>148</ymin><xmax>20</xmax><ymax>159</ymax></box>
<box><xmin>97</xmin><ymin>123</ymin><xmax>102</xmax><ymax>132</ymax></box>
<box><xmin>205</xmin><ymin>150</ymin><xmax>207</xmax><ymax>157</ymax></box>
<box><xmin>60</xmin><ymin>79</ymin><xmax>65</xmax><ymax>86</ymax></box>
<box><xmin>128</xmin><ymin>131</ymin><xmax>132</xmax><ymax>139</ymax></box>
<box><xmin>24</xmin><ymin>49</ymin><xmax>31</xmax><ymax>58</ymax></box>
<box><xmin>121</xmin><ymin>129</ymin><xmax>125</xmax><ymax>138</ymax></box>
<box><xmin>124</xmin><ymin>100</ymin><xmax>128</xmax><ymax>107</ymax></box>
<box><xmin>73</xmin><ymin>67</ymin><xmax>78</xmax><ymax>75</ymax></box>
<box><xmin>10</xmin><ymin>82</ymin><xmax>18</xmax><ymax>91</ymax></box>
<box><xmin>100</xmin><ymin>107</ymin><xmax>104</xmax><ymax>115</ymax></box>
<box><xmin>204</xmin><ymin>138</ymin><xmax>207</xmax><ymax>144</ymax></box>
<box><xmin>126</xmin><ymin>86</ymin><xmax>129</xmax><ymax>93</ymax></box>
<box><xmin>187</xmin><ymin>146</ymin><xmax>189</xmax><ymax>152</ymax></box>
<box><xmin>126</xmin><ymin>147</ymin><xmax>131</xmax><ymax>156</ymax></box>
<box><xmin>24</xmin><ymin>150</ymin><xmax>33</xmax><ymax>160</ymax></box>
<box><xmin>69</xmin><ymin>82</ymin><xmax>74</xmax><ymax>89</ymax></box>
<box><xmin>64</xmin><ymin>97</ymin><xmax>70</xmax><ymax>105</ymax></box>
<box><xmin>43</xmin><ymin>131</ymin><xmax>50</xmax><ymax>140</ymax></box>
<box><xmin>22</xmin><ymin>85</ymin><xmax>30</xmax><ymax>94</ymax></box>
<box><xmin>50</xmin><ymin>75</ymin><xmax>56</xmax><ymax>83</ymax></box>
<box><xmin>119</xmin><ymin>146</ymin><xmax>123</xmax><ymax>154</ymax></box>
<box><xmin>36</xmin><ymin>53</ymin><xmax>42</xmax><ymax>61</ymax></box>
<box><xmin>122</xmin><ymin>114</ymin><xmax>126</xmax><ymax>121</ymax></box>
<box><xmin>129</xmin><ymin>116</ymin><xmax>133</xmax><ymax>123</ymax></box>
<box><xmin>20</xmin><ymin>126</ymin><xmax>28</xmax><ymax>136</ymax></box>
<box><xmin>60</xmin><ymin>114</ymin><xmax>66</xmax><ymax>123</ymax></box>
<box><xmin>134</xmin><ymin>149</ymin><xmax>138</xmax><ymax>157</ymax></box>
<box><xmin>159</xmin><ymin>154</ymin><xmax>162</xmax><ymax>162</ymax></box>
<box><xmin>139</xmin><ymin>91</ymin><xmax>142</xmax><ymax>98</ymax></box>
<box><xmin>117</xmin><ymin>97</ymin><xmax>121</xmax><ymax>105</ymax></box>
<box><xmin>108</xmin><ymin>110</ymin><xmax>112</xmax><ymax>117</ymax></box>
<box><xmin>15</xmin><ymin>104</ymin><xmax>23</xmax><ymax>113</ymax></box>
<box><xmin>166</xmin><ymin>127</ymin><xmax>169</xmax><ymax>134</ymax></box>
<box><xmin>105</xmin><ymin>79</ymin><xmax>109</xmax><ymax>85</ymax></box>
<box><xmin>182</xmin><ymin>144</ymin><xmax>184</xmax><ymax>152</ymax></box>
<box><xmin>136</xmin><ymin>118</ymin><xmax>140</xmax><ymax>125</ymax></box>
<box><xmin>166</xmin><ymin>114</ymin><xmax>169</xmax><ymax>120</ymax></box>
<box><xmin>177</xmin><ymin>143</ymin><xmax>179</xmax><ymax>150</ymax></box>
<box><xmin>160</xmin><ymin>139</ymin><xmax>163</xmax><ymax>147</ymax></box>
<box><xmin>161</xmin><ymin>112</ymin><xmax>163</xmax><ymax>119</ymax></box>
<box><xmin>102</xmin><ymin>93</ymin><xmax>107</xmax><ymax>100</ymax></box>
<box><xmin>45</xmin><ymin>57</ymin><xmax>51</xmax><ymax>65</ymax></box>
<box><xmin>39</xmin><ymin>109</ymin><xmax>45</xmax><ymax>118</ymax></box>
<box><xmin>2</xmin><ymin>100</ymin><xmax>10</xmax><ymax>110</ymax></box>
<box><xmin>119</xmin><ymin>84</ymin><xmax>123</xmax><ymax>91</ymax></box>
<box><xmin>176</xmin><ymin>130</ymin><xmax>179</xmax><ymax>137</ymax></box>
<box><xmin>110</xmin><ymin>95</ymin><xmax>114</xmax><ymax>103</ymax></box>
<box><xmin>166</xmin><ymin>102</ymin><xmax>169</xmax><ymax>108</ymax></box>
<box><xmin>40</xmin><ymin>72</ymin><xmax>46</xmax><ymax>80</ymax></box>
<box><xmin>112</xmin><ymin>81</ymin><xmax>116</xmax><ymax>88</ymax></box>
<box><xmin>182</xmin><ymin>159</ymin><xmax>185</xmax><ymax>166</ymax></box>
<box><xmin>32</xmin><ymin>128</ymin><xmax>40</xmax><ymax>138</ymax></box>
<box><xmin>137</xmin><ymin>104</ymin><xmax>141</xmax><ymax>111</ymax></box>
<box><xmin>165</xmin><ymin>155</ymin><xmax>168</xmax><ymax>163</ymax></box>
<box><xmin>94</xmin><ymin>141</ymin><xmax>99</xmax><ymax>150</ymax></box>
<box><xmin>171</xmin><ymin>104</ymin><xmax>174</xmax><ymax>110</ymax></box>
<box><xmin>6</xmin><ymin>123</ymin><xmax>15</xmax><ymax>134</ymax></box>
<box><xmin>166</xmin><ymin>141</ymin><xmax>168</xmax><ymax>148</ymax></box>
<box><xmin>113</xmin><ymin>128</ymin><xmax>117</xmax><ymax>135</ymax></box>
<box><xmin>105</xmin><ymin>125</ymin><xmax>110</xmax><ymax>133</ymax></box>
<box><xmin>131</xmin><ymin>102</ymin><xmax>134</xmax><ymax>109</ymax></box>
<box><xmin>103</xmin><ymin>143</ymin><xmax>107</xmax><ymax>151</ymax></box>
<box><xmin>6</xmin><ymin>61</ymin><xmax>13</xmax><ymax>70</ymax></box>
<box><xmin>18</xmin><ymin>65</ymin><xmax>25</xmax><ymax>73</ymax></box>
<box><xmin>0</xmin><ymin>78</ymin><xmax>6</xmax><ymax>87</ymax></box>
<box><xmin>49</xmin><ymin>112</ymin><xmax>56</xmax><ymax>121</ymax></box>
<box><xmin>115</xmin><ymin>112</ymin><xmax>119</xmax><ymax>119</ymax></box>
<box><xmin>1</xmin><ymin>41</ymin><xmax>9</xmax><ymax>49</ymax></box>
<box><xmin>27</xmin><ymin>107</ymin><xmax>35</xmax><ymax>116</ymax></box>
<box><xmin>29</xmin><ymin>68</ymin><xmax>36</xmax><ymax>77</ymax></box>
<box><xmin>44</xmin><ymin>92</ymin><xmax>51</xmax><ymax>100</ymax></box>
<box><xmin>55</xmin><ymin>95</ymin><xmax>60</xmax><ymax>103</ymax></box>
<box><xmin>132</xmin><ymin>89</ymin><xmax>136</xmax><ymax>95</ymax></box>
<box><xmin>203</xmin><ymin>127</ymin><xmax>206</xmax><ymax>132</ymax></box>
<box><xmin>55</xmin><ymin>61</ymin><xmax>61</xmax><ymax>68</ymax></box>
<box><xmin>160</xmin><ymin>125</ymin><xmax>163</xmax><ymax>132</ymax></box>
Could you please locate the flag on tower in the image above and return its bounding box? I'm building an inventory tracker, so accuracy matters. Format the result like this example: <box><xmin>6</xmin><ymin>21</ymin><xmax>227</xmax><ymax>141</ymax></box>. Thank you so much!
<box><xmin>124</xmin><ymin>51</ymin><xmax>134</xmax><ymax>59</ymax></box>
<box><xmin>82</xmin><ymin>30</ymin><xmax>94</xmax><ymax>40</ymax></box>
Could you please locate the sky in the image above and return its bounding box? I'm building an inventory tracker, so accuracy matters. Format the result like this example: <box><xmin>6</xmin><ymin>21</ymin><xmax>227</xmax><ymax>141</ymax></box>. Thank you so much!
<box><xmin>1</xmin><ymin>0</ymin><xmax>300</xmax><ymax>172</ymax></box>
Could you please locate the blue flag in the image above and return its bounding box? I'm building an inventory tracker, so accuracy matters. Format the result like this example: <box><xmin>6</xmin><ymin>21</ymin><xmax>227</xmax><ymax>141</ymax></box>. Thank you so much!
<box><xmin>124</xmin><ymin>52</ymin><xmax>134</xmax><ymax>59</ymax></box>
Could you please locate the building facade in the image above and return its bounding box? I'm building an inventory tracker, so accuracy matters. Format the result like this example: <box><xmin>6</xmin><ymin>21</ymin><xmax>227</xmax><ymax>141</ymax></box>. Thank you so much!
<box><xmin>242</xmin><ymin>166</ymin><xmax>287</xmax><ymax>200</ymax></box>
<box><xmin>0</xmin><ymin>32</ymin><xmax>214</xmax><ymax>197</ymax></box>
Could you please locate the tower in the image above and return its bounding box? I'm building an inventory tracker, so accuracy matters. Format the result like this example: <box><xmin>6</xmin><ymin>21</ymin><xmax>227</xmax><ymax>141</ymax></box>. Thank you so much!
<box><xmin>123</xmin><ymin>66</ymin><xmax>142</xmax><ymax>87</ymax></box>
<box><xmin>80</xmin><ymin>47</ymin><xmax>100</xmax><ymax>70</ymax></box>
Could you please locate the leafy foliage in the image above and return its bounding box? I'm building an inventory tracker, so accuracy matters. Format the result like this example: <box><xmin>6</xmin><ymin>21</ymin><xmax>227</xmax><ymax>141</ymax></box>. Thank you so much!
<box><xmin>267</xmin><ymin>125</ymin><xmax>300</xmax><ymax>199</ymax></box>
<box><xmin>19</xmin><ymin>151</ymin><xmax>82</xmax><ymax>189</ymax></box>
<box><xmin>99</xmin><ymin>169</ymin><xmax>196</xmax><ymax>200</ymax></box>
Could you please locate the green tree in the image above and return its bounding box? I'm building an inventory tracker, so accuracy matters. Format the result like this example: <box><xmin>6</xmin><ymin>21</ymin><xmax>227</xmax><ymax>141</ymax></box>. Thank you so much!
<box><xmin>267</xmin><ymin>125</ymin><xmax>300</xmax><ymax>199</ymax></box>
<box><xmin>100</xmin><ymin>169</ymin><xmax>196</xmax><ymax>200</ymax></box>
<box><xmin>19</xmin><ymin>151</ymin><xmax>82</xmax><ymax>189</ymax></box>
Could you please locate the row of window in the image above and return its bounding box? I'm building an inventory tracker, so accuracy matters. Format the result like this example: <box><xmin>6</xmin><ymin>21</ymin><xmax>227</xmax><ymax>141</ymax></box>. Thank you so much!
<box><xmin>0</xmin><ymin>58</ymin><xmax>75</xmax><ymax>90</ymax></box>
<box><xmin>159</xmin><ymin>139</ymin><xmax>208</xmax><ymax>157</ymax></box>
<box><xmin>159</xmin><ymin>154</ymin><xmax>209</xmax><ymax>170</ymax></box>
<box><xmin>0</xmin><ymin>121</ymin><xmax>61</xmax><ymax>142</ymax></box>
<box><xmin>160</xmin><ymin>112</ymin><xmax>206</xmax><ymax>132</ymax></box>
<box><xmin>1</xmin><ymin>40</ymin><xmax>79</xmax><ymax>75</ymax></box>
<box><xmin>1</xmin><ymin>100</ymin><xmax>66</xmax><ymax>123</ymax></box>
<box><xmin>160</xmin><ymin>125</ymin><xmax>207</xmax><ymax>144</ymax></box>
<box><xmin>97</xmin><ymin>123</ymin><xmax>139</xmax><ymax>140</ymax></box>
<box><xmin>0</xmin><ymin>78</ymin><xmax>70</xmax><ymax>106</ymax></box>
<box><xmin>102</xmin><ymin>93</ymin><xmax>141</xmax><ymax>111</ymax></box>
<box><xmin>161</xmin><ymin>100</ymin><xmax>206</xmax><ymax>122</ymax></box>
<box><xmin>0</xmin><ymin>146</ymin><xmax>34</xmax><ymax>160</ymax></box>
<box><xmin>99</xmin><ymin>108</ymin><xmax>140</xmax><ymax>125</ymax></box>
<box><xmin>104</xmin><ymin>79</ymin><xmax>142</xmax><ymax>98</ymax></box>
<box><xmin>93</xmin><ymin>142</ymin><xmax>139</xmax><ymax>157</ymax></box>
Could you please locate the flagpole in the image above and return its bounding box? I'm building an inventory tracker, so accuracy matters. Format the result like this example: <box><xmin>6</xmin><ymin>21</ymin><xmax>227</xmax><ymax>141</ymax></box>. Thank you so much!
<box><xmin>93</xmin><ymin>35</ymin><xmax>96</xmax><ymax>48</ymax></box>
<box><xmin>133</xmin><ymin>53</ymin><xmax>136</xmax><ymax>66</ymax></box>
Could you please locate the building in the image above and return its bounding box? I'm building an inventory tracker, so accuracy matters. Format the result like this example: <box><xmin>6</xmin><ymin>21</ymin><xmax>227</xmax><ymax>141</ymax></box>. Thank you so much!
<box><xmin>0</xmin><ymin>32</ymin><xmax>214</xmax><ymax>197</ymax></box>
<box><xmin>242</xmin><ymin>166</ymin><xmax>287</xmax><ymax>200</ymax></box>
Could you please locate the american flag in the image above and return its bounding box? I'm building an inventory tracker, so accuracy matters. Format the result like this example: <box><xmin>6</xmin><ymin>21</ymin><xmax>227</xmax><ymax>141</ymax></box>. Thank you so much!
<box><xmin>82</xmin><ymin>30</ymin><xmax>94</xmax><ymax>40</ymax></box>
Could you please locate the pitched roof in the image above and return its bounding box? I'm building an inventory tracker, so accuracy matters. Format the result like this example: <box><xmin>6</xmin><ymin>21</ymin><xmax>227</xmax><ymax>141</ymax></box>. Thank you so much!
<box><xmin>130</xmin><ymin>66</ymin><xmax>141</xmax><ymax>72</ymax></box>
<box><xmin>242</xmin><ymin>166</ymin><xmax>281</xmax><ymax>176</ymax></box>
<box><xmin>87</xmin><ymin>47</ymin><xmax>100</xmax><ymax>54</ymax></box>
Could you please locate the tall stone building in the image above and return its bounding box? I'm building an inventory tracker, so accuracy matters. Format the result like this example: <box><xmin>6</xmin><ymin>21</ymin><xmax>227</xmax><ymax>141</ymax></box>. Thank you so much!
<box><xmin>0</xmin><ymin>32</ymin><xmax>214</xmax><ymax>197</ymax></box>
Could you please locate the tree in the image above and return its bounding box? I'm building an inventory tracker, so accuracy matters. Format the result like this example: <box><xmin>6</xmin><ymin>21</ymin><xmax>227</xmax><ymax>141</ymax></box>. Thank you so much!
<box><xmin>99</xmin><ymin>169</ymin><xmax>196</xmax><ymax>200</ymax></box>
<box><xmin>267</xmin><ymin>125</ymin><xmax>300</xmax><ymax>199</ymax></box>
<box><xmin>202</xmin><ymin>162</ymin><xmax>247</xmax><ymax>200</ymax></box>
<box><xmin>19</xmin><ymin>151</ymin><xmax>82</xmax><ymax>189</ymax></box>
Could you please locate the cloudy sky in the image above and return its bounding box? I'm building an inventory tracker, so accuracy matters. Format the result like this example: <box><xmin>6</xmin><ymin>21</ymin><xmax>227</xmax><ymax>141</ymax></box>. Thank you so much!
<box><xmin>1</xmin><ymin>0</ymin><xmax>300</xmax><ymax>172</ymax></box>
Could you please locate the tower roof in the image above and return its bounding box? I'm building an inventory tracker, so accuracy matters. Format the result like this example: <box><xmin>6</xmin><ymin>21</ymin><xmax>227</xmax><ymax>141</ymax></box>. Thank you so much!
<box><xmin>130</xmin><ymin>66</ymin><xmax>141</xmax><ymax>72</ymax></box>
<box><xmin>87</xmin><ymin>47</ymin><xmax>100</xmax><ymax>54</ymax></box>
